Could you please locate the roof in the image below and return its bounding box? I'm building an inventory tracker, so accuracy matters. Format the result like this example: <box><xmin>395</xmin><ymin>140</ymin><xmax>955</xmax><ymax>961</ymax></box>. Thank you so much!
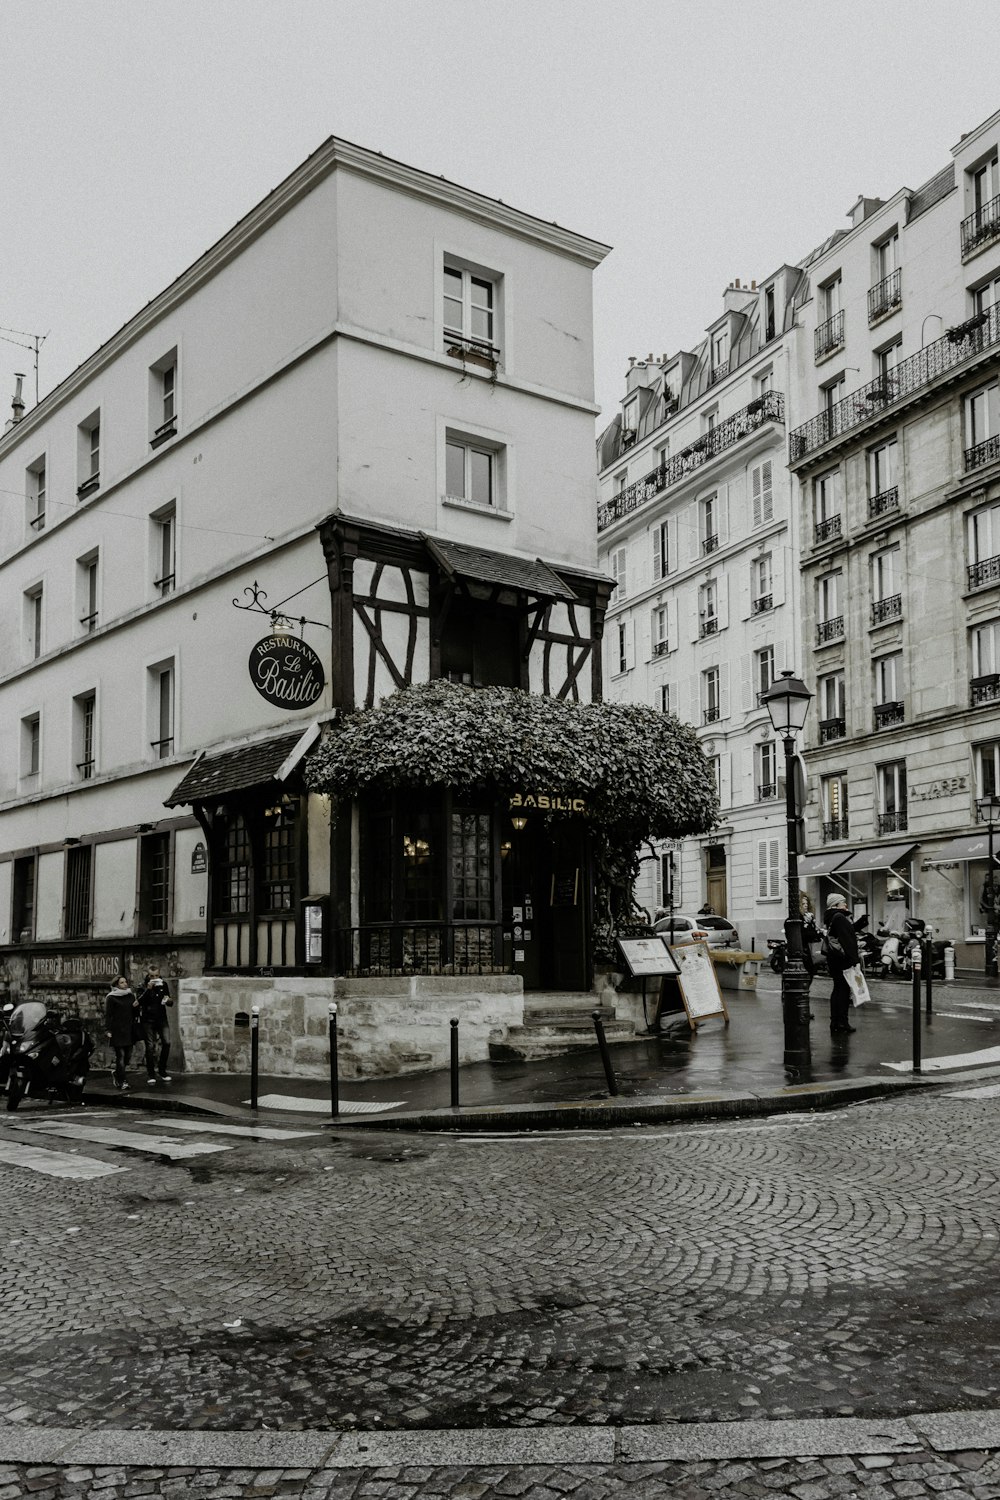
<box><xmin>164</xmin><ymin>725</ymin><xmax>318</xmax><ymax>808</ymax></box>
<box><xmin>424</xmin><ymin>536</ymin><xmax>578</xmax><ymax>602</ymax></box>
<box><xmin>908</xmin><ymin>163</ymin><xmax>955</xmax><ymax>222</ymax></box>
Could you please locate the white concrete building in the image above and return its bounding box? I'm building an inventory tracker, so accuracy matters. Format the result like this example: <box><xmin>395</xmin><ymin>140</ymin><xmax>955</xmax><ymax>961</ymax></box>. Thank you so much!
<box><xmin>788</xmin><ymin>106</ymin><xmax>1000</xmax><ymax>967</ymax></box>
<box><xmin>596</xmin><ymin>273</ymin><xmax>806</xmax><ymax>945</ymax></box>
<box><xmin>0</xmin><ymin>139</ymin><xmax>610</xmax><ymax>1074</ymax></box>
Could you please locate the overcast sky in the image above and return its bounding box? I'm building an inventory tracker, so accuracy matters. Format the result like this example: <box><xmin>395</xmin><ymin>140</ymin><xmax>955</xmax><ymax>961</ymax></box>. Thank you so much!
<box><xmin>2</xmin><ymin>0</ymin><xmax>996</xmax><ymax>435</ymax></box>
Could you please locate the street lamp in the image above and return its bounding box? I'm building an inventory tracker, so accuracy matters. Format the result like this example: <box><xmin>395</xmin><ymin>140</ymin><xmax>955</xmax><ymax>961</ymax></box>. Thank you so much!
<box><xmin>761</xmin><ymin>670</ymin><xmax>814</xmax><ymax>1072</ymax></box>
<box><xmin>976</xmin><ymin>793</ymin><xmax>1000</xmax><ymax>978</ymax></box>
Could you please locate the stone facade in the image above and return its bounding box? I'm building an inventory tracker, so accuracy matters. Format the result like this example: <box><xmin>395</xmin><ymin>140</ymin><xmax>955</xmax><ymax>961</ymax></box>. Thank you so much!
<box><xmin>178</xmin><ymin>973</ymin><xmax>524</xmax><ymax>1079</ymax></box>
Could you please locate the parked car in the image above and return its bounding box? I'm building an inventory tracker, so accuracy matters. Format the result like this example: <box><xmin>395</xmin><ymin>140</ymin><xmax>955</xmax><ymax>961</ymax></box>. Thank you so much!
<box><xmin>653</xmin><ymin>912</ymin><xmax>741</xmax><ymax>950</ymax></box>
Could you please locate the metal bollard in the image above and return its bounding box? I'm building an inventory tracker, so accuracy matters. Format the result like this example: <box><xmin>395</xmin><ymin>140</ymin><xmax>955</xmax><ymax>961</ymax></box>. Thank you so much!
<box><xmin>250</xmin><ymin>1004</ymin><xmax>260</xmax><ymax>1110</ymax></box>
<box><xmin>924</xmin><ymin>938</ymin><xmax>933</xmax><ymax>1018</ymax></box>
<box><xmin>911</xmin><ymin>948</ymin><xmax>922</xmax><ymax>1076</ymax></box>
<box><xmin>329</xmin><ymin>1003</ymin><xmax>339</xmax><ymax>1119</ymax></box>
<box><xmin>450</xmin><ymin>1018</ymin><xmax>460</xmax><ymax>1109</ymax></box>
<box><xmin>592</xmin><ymin>1009</ymin><xmax>619</xmax><ymax>1097</ymax></box>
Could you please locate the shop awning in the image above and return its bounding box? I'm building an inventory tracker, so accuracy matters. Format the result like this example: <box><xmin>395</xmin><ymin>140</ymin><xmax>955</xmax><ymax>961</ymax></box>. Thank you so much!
<box><xmin>923</xmin><ymin>832</ymin><xmax>1000</xmax><ymax>865</ymax></box>
<box><xmin>836</xmin><ymin>842</ymin><xmax>918</xmax><ymax>874</ymax></box>
<box><xmin>797</xmin><ymin>850</ymin><xmax>858</xmax><ymax>878</ymax></box>
<box><xmin>424</xmin><ymin>536</ymin><xmax>578</xmax><ymax>602</ymax></box>
<box><xmin>164</xmin><ymin>722</ymin><xmax>321</xmax><ymax>808</ymax></box>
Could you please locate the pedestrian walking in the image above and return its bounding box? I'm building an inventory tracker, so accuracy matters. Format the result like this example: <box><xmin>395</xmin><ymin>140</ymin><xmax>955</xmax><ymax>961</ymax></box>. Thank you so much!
<box><xmin>137</xmin><ymin>968</ymin><xmax>173</xmax><ymax>1084</ymax></box>
<box><xmin>824</xmin><ymin>892</ymin><xmax>859</xmax><ymax>1035</ymax></box>
<box><xmin>105</xmin><ymin>975</ymin><xmax>138</xmax><ymax>1090</ymax></box>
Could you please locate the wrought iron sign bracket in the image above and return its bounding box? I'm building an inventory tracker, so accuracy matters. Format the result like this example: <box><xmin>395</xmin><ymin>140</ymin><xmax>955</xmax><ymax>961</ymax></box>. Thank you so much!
<box><xmin>232</xmin><ymin>577</ymin><xmax>331</xmax><ymax>635</ymax></box>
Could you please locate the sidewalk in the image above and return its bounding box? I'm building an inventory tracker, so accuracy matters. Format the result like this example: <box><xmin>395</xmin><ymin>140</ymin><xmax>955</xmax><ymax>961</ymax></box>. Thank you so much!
<box><xmin>81</xmin><ymin>970</ymin><xmax>1000</xmax><ymax>1130</ymax></box>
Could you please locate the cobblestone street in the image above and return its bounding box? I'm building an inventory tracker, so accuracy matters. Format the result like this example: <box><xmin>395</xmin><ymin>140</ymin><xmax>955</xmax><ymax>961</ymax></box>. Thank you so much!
<box><xmin>3</xmin><ymin>1088</ymin><xmax>1000</xmax><ymax>1495</ymax></box>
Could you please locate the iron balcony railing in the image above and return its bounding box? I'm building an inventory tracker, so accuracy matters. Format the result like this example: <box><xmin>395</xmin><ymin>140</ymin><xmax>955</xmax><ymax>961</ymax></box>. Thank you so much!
<box><xmin>815</xmin><ymin>309</ymin><xmax>845</xmax><ymax>360</ymax></box>
<box><xmin>598</xmin><ymin>390</ymin><xmax>785</xmax><ymax>532</ymax></box>
<box><xmin>703</xmin><ymin>533</ymin><xmax>719</xmax><ymax>554</ymax></box>
<box><xmin>791</xmin><ymin>301</ymin><xmax>1000</xmax><ymax>463</ymax></box>
<box><xmin>971</xmin><ymin>674</ymin><xmax>1000</xmax><ymax>707</ymax></box>
<box><xmin>817</xmin><ymin>615</ymin><xmax>844</xmax><ymax>644</ymax></box>
<box><xmin>819</xmin><ymin>716</ymin><xmax>846</xmax><ymax>744</ymax></box>
<box><xmin>868</xmin><ymin>268</ymin><xmax>902</xmax><ymax>324</ymax></box>
<box><xmin>815</xmin><ymin>515</ymin><xmax>842</xmax><ymax>545</ymax></box>
<box><xmin>703</xmin><ymin>705</ymin><xmax>721</xmax><ymax>724</ymax></box>
<box><xmin>967</xmin><ymin>434</ymin><xmax>1000</xmax><ymax>473</ymax></box>
<box><xmin>874</xmin><ymin>700</ymin><xmax>905</xmax><ymax>730</ymax></box>
<box><xmin>868</xmin><ymin>486</ymin><xmax>900</xmax><ymax>521</ymax></box>
<box><xmin>823</xmin><ymin>818</ymin><xmax>849</xmax><ymax>842</ymax></box>
<box><xmin>652</xmin><ymin>639</ymin><xmax>670</xmax><ymax>658</ymax></box>
<box><xmin>871</xmin><ymin>594</ymin><xmax>902</xmax><ymax>626</ymax></box>
<box><xmin>334</xmin><ymin>922</ymin><xmax>507</xmax><ymax>978</ymax></box>
<box><xmin>751</xmin><ymin>594</ymin><xmax>773</xmax><ymax>615</ymax></box>
<box><xmin>699</xmin><ymin>618</ymin><xmax>719</xmax><ymax>639</ymax></box>
<box><xmin>961</xmin><ymin>193</ymin><xmax>1000</xmax><ymax>258</ymax></box>
<box><xmin>969</xmin><ymin>554</ymin><xmax>1000</xmax><ymax>590</ymax></box>
<box><xmin>878</xmin><ymin>810</ymin><xmax>908</xmax><ymax>835</ymax></box>
<box><xmin>757</xmin><ymin>783</ymin><xmax>779</xmax><ymax>801</ymax></box>
<box><xmin>709</xmin><ymin>360</ymin><xmax>730</xmax><ymax>386</ymax></box>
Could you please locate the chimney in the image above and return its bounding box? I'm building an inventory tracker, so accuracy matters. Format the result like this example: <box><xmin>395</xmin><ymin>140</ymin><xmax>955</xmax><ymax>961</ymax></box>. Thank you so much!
<box><xmin>11</xmin><ymin>373</ymin><xmax>25</xmax><ymax>424</ymax></box>
<box><xmin>735</xmin><ymin>278</ymin><xmax>741</xmax><ymax>289</ymax></box>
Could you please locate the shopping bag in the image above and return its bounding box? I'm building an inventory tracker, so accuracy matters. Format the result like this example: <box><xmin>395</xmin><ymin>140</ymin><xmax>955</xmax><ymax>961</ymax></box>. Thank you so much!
<box><xmin>844</xmin><ymin>964</ymin><xmax>871</xmax><ymax>1007</ymax></box>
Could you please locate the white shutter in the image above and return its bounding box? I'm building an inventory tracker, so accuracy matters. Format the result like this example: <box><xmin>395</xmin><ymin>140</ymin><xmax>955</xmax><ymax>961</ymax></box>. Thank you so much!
<box><xmin>740</xmin><ymin>564</ymin><xmax>752</xmax><ymax>620</ymax></box>
<box><xmin>690</xmin><ymin>584</ymin><xmax>701</xmax><ymax>643</ymax></box>
<box><xmin>719</xmin><ymin>662</ymin><xmax>731</xmax><ymax>719</ymax></box>
<box><xmin>652</xmin><ymin>525</ymin><xmax>663</xmax><ymax>582</ymax></box>
<box><xmin>751</xmin><ymin>466</ymin><xmax>762</xmax><ymax>528</ymax></box>
<box><xmin>689</xmin><ymin>674</ymin><xmax>700</xmax><ymax>723</ymax></box>
<box><xmin>741</xmin><ymin>746</ymin><xmax>755</xmax><ymax>804</ymax></box>
<box><xmin>668</xmin><ymin>597</ymin><xmax>678</xmax><ymax>652</ymax></box>
<box><xmin>716</xmin><ymin>485</ymin><xmax>729</xmax><ymax>545</ymax></box>
<box><xmin>761</xmin><ymin>461</ymin><xmax>774</xmax><ymax>522</ymax></box>
<box><xmin>625</xmin><ymin>618</ymin><xmax>636</xmax><ymax>671</ymax></box>
<box><xmin>687</xmin><ymin>505</ymin><xmax>700</xmax><ymax>563</ymax></box>
<box><xmin>740</xmin><ymin>653</ymin><xmax>753</xmax><ymax>712</ymax></box>
<box><xmin>719</xmin><ymin>752</ymin><xmax>732</xmax><ymax>807</ymax></box>
<box><xmin>771</xmin><ymin>544</ymin><xmax>786</xmax><ymax>606</ymax></box>
<box><xmin>667</xmin><ymin>516</ymin><xmax>679</xmax><ymax>574</ymax></box>
<box><xmin>717</xmin><ymin>572</ymin><xmax>730</xmax><ymax>631</ymax></box>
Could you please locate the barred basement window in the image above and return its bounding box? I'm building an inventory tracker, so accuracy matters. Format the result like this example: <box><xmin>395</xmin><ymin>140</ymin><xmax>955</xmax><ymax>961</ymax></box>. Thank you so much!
<box><xmin>65</xmin><ymin>844</ymin><xmax>92</xmax><ymax>939</ymax></box>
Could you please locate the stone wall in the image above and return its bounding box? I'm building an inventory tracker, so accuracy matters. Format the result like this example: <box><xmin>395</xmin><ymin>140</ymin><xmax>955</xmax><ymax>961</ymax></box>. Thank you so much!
<box><xmin>178</xmin><ymin>973</ymin><xmax>525</xmax><ymax>1079</ymax></box>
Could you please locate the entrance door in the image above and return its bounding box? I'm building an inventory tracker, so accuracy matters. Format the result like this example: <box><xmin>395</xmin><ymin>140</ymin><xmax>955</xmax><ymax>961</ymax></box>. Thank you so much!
<box><xmin>501</xmin><ymin>816</ymin><xmax>589</xmax><ymax>991</ymax></box>
<box><xmin>706</xmin><ymin>844</ymin><xmax>728</xmax><ymax>916</ymax></box>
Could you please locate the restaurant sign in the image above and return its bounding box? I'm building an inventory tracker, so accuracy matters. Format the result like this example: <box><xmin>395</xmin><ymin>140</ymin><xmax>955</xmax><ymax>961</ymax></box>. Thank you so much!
<box><xmin>509</xmin><ymin>792</ymin><xmax>587</xmax><ymax>814</ymax></box>
<box><xmin>30</xmin><ymin>951</ymin><xmax>123</xmax><ymax>987</ymax></box>
<box><xmin>249</xmin><ymin>635</ymin><xmax>325</xmax><ymax>710</ymax></box>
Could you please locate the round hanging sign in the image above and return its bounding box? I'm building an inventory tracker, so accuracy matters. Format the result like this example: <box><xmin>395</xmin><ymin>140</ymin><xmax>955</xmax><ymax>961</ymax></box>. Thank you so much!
<box><xmin>248</xmin><ymin>635</ymin><xmax>326</xmax><ymax>709</ymax></box>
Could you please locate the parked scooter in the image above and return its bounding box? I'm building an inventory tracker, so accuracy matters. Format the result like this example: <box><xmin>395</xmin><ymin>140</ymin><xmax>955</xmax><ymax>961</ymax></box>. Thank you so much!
<box><xmin>3</xmin><ymin>1000</ymin><xmax>95</xmax><ymax>1112</ymax></box>
<box><xmin>854</xmin><ymin>915</ymin><xmax>884</xmax><ymax>976</ymax></box>
<box><xmin>767</xmin><ymin>918</ymin><xmax>827</xmax><ymax>976</ymax></box>
<box><xmin>876</xmin><ymin>917</ymin><xmax>950</xmax><ymax>980</ymax></box>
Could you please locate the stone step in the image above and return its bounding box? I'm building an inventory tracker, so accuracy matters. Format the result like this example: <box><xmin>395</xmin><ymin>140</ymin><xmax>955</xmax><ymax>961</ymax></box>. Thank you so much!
<box><xmin>522</xmin><ymin>1007</ymin><xmax>619</xmax><ymax>1029</ymax></box>
<box><xmin>490</xmin><ymin>1017</ymin><xmax>637</xmax><ymax>1063</ymax></box>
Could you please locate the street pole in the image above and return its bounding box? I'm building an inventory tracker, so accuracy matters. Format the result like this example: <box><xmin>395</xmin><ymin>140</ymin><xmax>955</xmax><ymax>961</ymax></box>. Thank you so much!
<box><xmin>780</xmin><ymin>731</ymin><xmax>811</xmax><ymax>1075</ymax></box>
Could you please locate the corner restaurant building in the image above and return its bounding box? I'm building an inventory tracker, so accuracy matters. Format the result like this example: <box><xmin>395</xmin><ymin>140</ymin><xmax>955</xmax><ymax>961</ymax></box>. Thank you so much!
<box><xmin>0</xmin><ymin>136</ymin><xmax>622</xmax><ymax>1077</ymax></box>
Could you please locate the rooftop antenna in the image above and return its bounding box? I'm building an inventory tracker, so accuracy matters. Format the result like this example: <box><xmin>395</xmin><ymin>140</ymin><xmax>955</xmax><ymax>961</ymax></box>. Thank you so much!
<box><xmin>0</xmin><ymin>326</ymin><xmax>49</xmax><ymax>405</ymax></box>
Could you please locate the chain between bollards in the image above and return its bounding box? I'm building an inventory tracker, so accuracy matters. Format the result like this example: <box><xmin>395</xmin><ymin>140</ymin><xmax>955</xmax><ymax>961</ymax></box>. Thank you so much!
<box><xmin>250</xmin><ymin>1005</ymin><xmax>260</xmax><ymax>1110</ymax></box>
<box><xmin>911</xmin><ymin>945</ymin><xmax>922</xmax><ymax>1076</ymax></box>
<box><xmin>592</xmin><ymin>1009</ymin><xmax>619</xmax><ymax>1097</ymax></box>
<box><xmin>450</xmin><ymin>1018</ymin><xmax>460</xmax><ymax>1109</ymax></box>
<box><xmin>329</xmin><ymin>1002</ymin><xmax>339</xmax><ymax>1119</ymax></box>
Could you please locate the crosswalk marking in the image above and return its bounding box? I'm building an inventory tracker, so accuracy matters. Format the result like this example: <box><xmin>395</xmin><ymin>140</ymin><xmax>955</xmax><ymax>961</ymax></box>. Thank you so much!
<box><xmin>11</xmin><ymin>1121</ymin><xmax>233</xmax><ymax>1160</ymax></box>
<box><xmin>944</xmin><ymin>1083</ymin><xmax>1000</xmax><ymax>1098</ymax></box>
<box><xmin>884</xmin><ymin>1044</ymin><xmax>1000</xmax><ymax>1073</ymax></box>
<box><xmin>0</xmin><ymin>1140</ymin><xmax>125</xmax><ymax>1180</ymax></box>
<box><xmin>156</xmin><ymin>1119</ymin><xmax>319</xmax><ymax>1140</ymax></box>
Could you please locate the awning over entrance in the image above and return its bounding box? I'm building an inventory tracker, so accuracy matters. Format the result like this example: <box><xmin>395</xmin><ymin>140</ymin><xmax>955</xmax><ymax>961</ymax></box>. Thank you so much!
<box><xmin>923</xmin><ymin>832</ymin><xmax>1000</xmax><ymax>865</ymax></box>
<box><xmin>423</xmin><ymin>536</ymin><xmax>578</xmax><ymax>602</ymax></box>
<box><xmin>836</xmin><ymin>842</ymin><xmax>917</xmax><ymax>875</ymax></box>
<box><xmin>164</xmin><ymin>722</ymin><xmax>321</xmax><ymax>807</ymax></box>
<box><xmin>797</xmin><ymin>850</ymin><xmax>858</xmax><ymax>878</ymax></box>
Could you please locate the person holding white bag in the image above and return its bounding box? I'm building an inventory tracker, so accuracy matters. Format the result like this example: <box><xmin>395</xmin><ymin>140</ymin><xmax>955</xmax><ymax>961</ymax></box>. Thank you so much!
<box><xmin>824</xmin><ymin>892</ymin><xmax>860</xmax><ymax>1035</ymax></box>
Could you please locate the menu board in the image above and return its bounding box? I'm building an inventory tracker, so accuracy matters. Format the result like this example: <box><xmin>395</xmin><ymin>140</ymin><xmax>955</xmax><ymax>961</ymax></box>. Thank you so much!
<box><xmin>616</xmin><ymin>937</ymin><xmax>681</xmax><ymax>978</ymax></box>
<box><xmin>669</xmin><ymin>942</ymin><xmax>729</xmax><ymax>1029</ymax></box>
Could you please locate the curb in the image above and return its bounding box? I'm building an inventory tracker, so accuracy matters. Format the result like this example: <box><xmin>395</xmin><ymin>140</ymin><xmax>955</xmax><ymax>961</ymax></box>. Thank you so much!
<box><xmin>1</xmin><ymin>1410</ymin><xmax>998</xmax><ymax>1469</ymax></box>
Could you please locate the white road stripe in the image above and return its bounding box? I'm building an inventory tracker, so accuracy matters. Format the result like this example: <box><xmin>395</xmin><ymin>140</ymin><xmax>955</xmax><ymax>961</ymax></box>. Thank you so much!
<box><xmin>943</xmin><ymin>1083</ymin><xmax>1000</xmax><ymax>1098</ymax></box>
<box><xmin>884</xmin><ymin>1044</ymin><xmax>1000</xmax><ymax>1073</ymax></box>
<box><xmin>12</xmin><ymin>1122</ymin><xmax>232</xmax><ymax>1160</ymax></box>
<box><xmin>248</xmin><ymin>1093</ymin><xmax>405</xmax><ymax>1114</ymax></box>
<box><xmin>0</xmin><ymin>1140</ymin><xmax>125</xmax><ymax>1180</ymax></box>
<box><xmin>156</xmin><ymin>1119</ymin><xmax>319</xmax><ymax>1140</ymax></box>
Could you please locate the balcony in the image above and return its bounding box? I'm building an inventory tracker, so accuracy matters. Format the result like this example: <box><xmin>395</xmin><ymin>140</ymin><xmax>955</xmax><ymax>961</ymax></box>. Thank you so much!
<box><xmin>815</xmin><ymin>310</ymin><xmax>845</xmax><ymax>361</ymax></box>
<box><xmin>868</xmin><ymin>486</ymin><xmax>900</xmax><ymax>521</ymax></box>
<box><xmin>878</xmin><ymin>810</ymin><xmax>908</xmax><ymax>835</ymax></box>
<box><xmin>703</xmin><ymin>705</ymin><xmax>721</xmax><ymax>725</ymax></box>
<box><xmin>971</xmin><ymin>674</ymin><xmax>1000</xmax><ymax>707</ymax></box>
<box><xmin>823</xmin><ymin>819</ymin><xmax>849</xmax><ymax>842</ymax></box>
<box><xmin>868</xmin><ymin>268</ymin><xmax>902</xmax><ymax>324</ymax></box>
<box><xmin>757</xmin><ymin>783</ymin><xmax>779</xmax><ymax>802</ymax></box>
<box><xmin>817</xmin><ymin>616</ymin><xmax>844</xmax><ymax>645</ymax></box>
<box><xmin>961</xmin><ymin>193</ymin><xmax>1000</xmax><ymax>259</ymax></box>
<box><xmin>969</xmin><ymin>554</ymin><xmax>1000</xmax><ymax>590</ymax></box>
<box><xmin>751</xmin><ymin>594</ymin><xmax>773</xmax><ymax>615</ymax></box>
<box><xmin>598</xmin><ymin>391</ymin><xmax>785</xmax><ymax>531</ymax></box>
<box><xmin>873</xmin><ymin>700</ymin><xmax>905</xmax><ymax>730</ymax></box>
<box><xmin>871</xmin><ymin>594</ymin><xmax>902</xmax><ymax>626</ymax></box>
<box><xmin>814</xmin><ymin>515</ymin><xmax>842</xmax><ymax>546</ymax></box>
<box><xmin>709</xmin><ymin>360</ymin><xmax>730</xmax><ymax>386</ymax></box>
<box><xmin>791</xmin><ymin>302</ymin><xmax>1000</xmax><ymax>463</ymax></box>
<box><xmin>699</xmin><ymin>617</ymin><xmax>719</xmax><ymax>639</ymax></box>
<box><xmin>652</xmin><ymin>640</ymin><xmax>670</xmax><ymax>658</ymax></box>
<box><xmin>819</xmin><ymin>716</ymin><xmax>846</xmax><ymax>744</ymax></box>
<box><xmin>966</xmin><ymin>434</ymin><xmax>1000</xmax><ymax>473</ymax></box>
<box><xmin>703</xmin><ymin>533</ymin><xmax>719</xmax><ymax>554</ymax></box>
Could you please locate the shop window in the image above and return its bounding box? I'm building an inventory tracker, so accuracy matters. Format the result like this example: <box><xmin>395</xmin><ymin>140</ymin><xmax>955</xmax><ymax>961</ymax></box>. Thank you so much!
<box><xmin>263</xmin><ymin>808</ymin><xmax>297</xmax><ymax>913</ymax></box>
<box><xmin>64</xmin><ymin>844</ymin><xmax>92</xmax><ymax>938</ymax></box>
<box><xmin>138</xmin><ymin>833</ymin><xmax>171</xmax><ymax>934</ymax></box>
<box><xmin>216</xmin><ymin>813</ymin><xmax>251</xmax><ymax>916</ymax></box>
<box><xmin>451</xmin><ymin>808</ymin><xmax>492</xmax><ymax>920</ymax></box>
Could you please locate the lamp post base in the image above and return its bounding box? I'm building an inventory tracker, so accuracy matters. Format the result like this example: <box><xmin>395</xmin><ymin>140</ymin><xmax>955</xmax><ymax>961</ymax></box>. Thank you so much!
<box><xmin>781</xmin><ymin>952</ymin><xmax>812</xmax><ymax>1080</ymax></box>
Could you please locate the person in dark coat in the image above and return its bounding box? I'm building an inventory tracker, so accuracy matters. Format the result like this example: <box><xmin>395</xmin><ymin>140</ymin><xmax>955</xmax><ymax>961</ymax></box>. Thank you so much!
<box><xmin>137</xmin><ymin>968</ymin><xmax>173</xmax><ymax>1085</ymax></box>
<box><xmin>104</xmin><ymin>976</ymin><xmax>138</xmax><ymax>1090</ymax></box>
<box><xmin>825</xmin><ymin>892</ymin><xmax>859</xmax><ymax>1034</ymax></box>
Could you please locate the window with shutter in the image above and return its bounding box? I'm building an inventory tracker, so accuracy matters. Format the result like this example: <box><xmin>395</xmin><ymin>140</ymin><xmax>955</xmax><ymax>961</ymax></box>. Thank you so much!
<box><xmin>751</xmin><ymin>462</ymin><xmax>774</xmax><ymax>526</ymax></box>
<box><xmin>757</xmin><ymin>838</ymin><xmax>780</xmax><ymax>899</ymax></box>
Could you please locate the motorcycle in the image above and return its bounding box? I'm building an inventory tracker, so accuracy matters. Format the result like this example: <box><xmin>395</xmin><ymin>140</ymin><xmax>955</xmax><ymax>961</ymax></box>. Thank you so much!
<box><xmin>876</xmin><ymin>918</ymin><xmax>950</xmax><ymax>980</ymax></box>
<box><xmin>4</xmin><ymin>1000</ymin><xmax>95</xmax><ymax>1112</ymax></box>
<box><xmin>767</xmin><ymin>919</ymin><xmax>827</xmax><ymax>976</ymax></box>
